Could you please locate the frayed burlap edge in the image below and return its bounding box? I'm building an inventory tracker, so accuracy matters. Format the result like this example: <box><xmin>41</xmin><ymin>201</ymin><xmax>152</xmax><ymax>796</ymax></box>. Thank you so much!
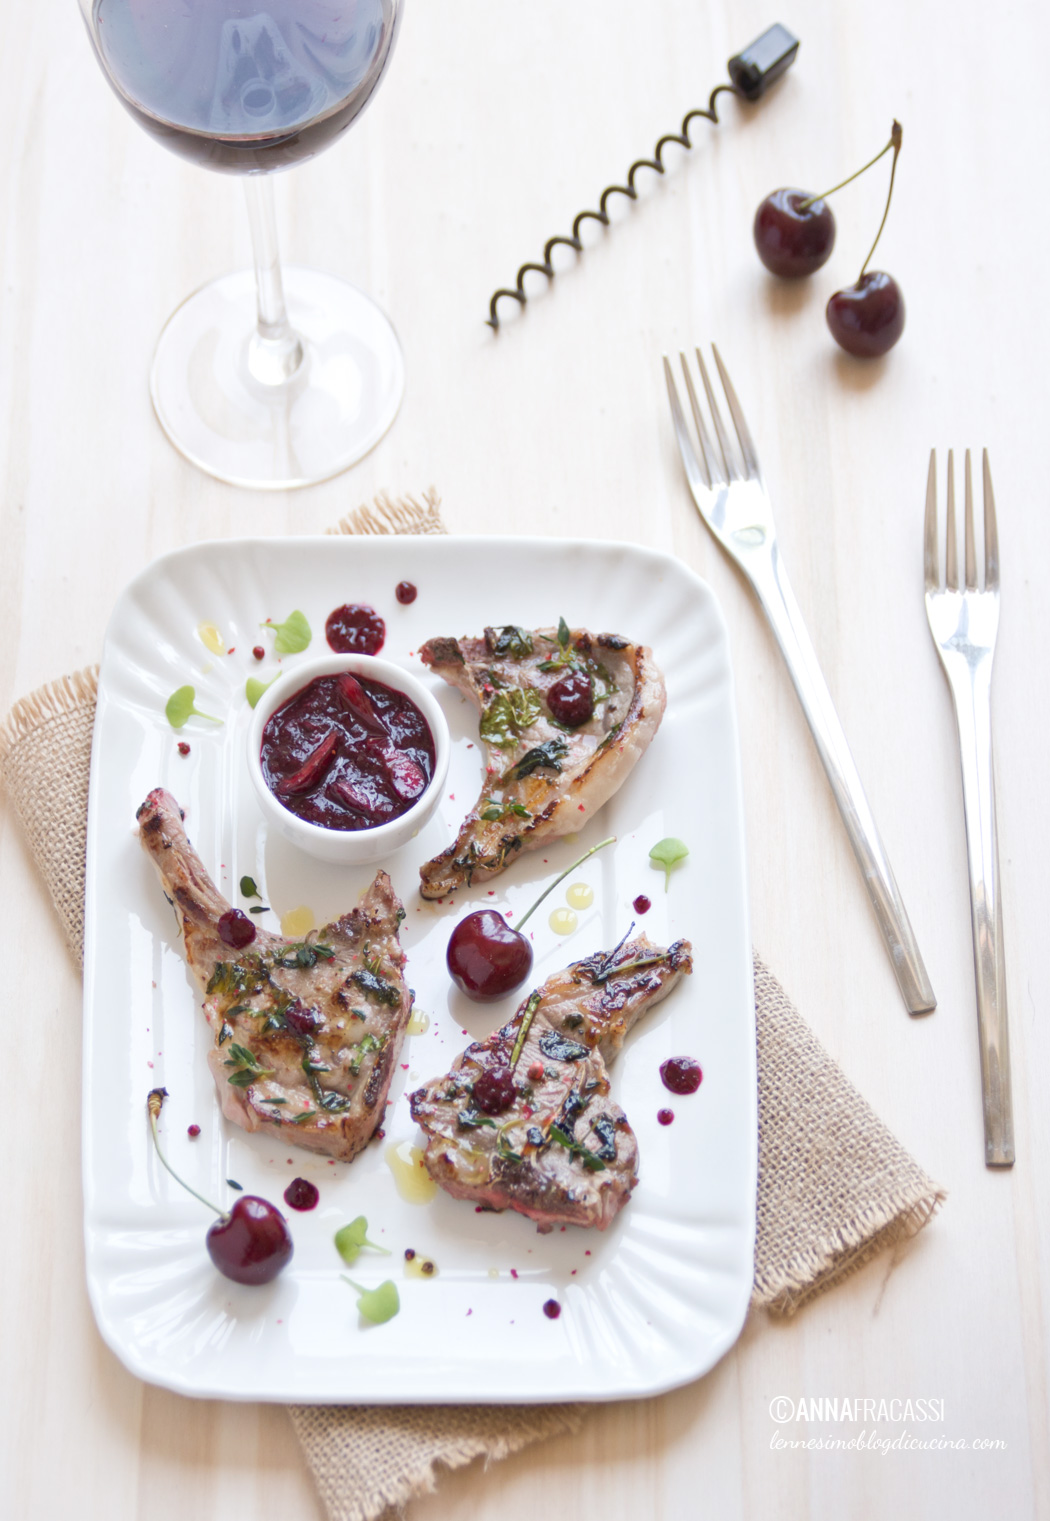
<box><xmin>753</xmin><ymin>1181</ymin><xmax>946</xmax><ymax>1316</ymax></box>
<box><xmin>0</xmin><ymin>665</ymin><xmax>99</xmax><ymax>761</ymax></box>
<box><xmin>326</xmin><ymin>487</ymin><xmax>445</xmax><ymax>539</ymax></box>
<box><xmin>289</xmin><ymin>1403</ymin><xmax>584</xmax><ymax>1521</ymax></box>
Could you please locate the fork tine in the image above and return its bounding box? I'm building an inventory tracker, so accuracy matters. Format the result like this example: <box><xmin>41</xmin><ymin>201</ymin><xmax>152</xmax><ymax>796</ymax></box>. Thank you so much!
<box><xmin>678</xmin><ymin>354</ymin><xmax>716</xmax><ymax>486</ymax></box>
<box><xmin>711</xmin><ymin>344</ymin><xmax>761</xmax><ymax>479</ymax></box>
<box><xmin>662</xmin><ymin>355</ymin><xmax>711</xmax><ymax>495</ymax></box>
<box><xmin>924</xmin><ymin>450</ymin><xmax>939</xmax><ymax>590</ymax></box>
<box><xmin>983</xmin><ymin>450</ymin><xmax>1000</xmax><ymax>590</ymax></box>
<box><xmin>694</xmin><ymin>347</ymin><xmax>738</xmax><ymax>480</ymax></box>
<box><xmin>946</xmin><ymin>449</ymin><xmax>958</xmax><ymax>590</ymax></box>
<box><xmin>964</xmin><ymin>450</ymin><xmax>977</xmax><ymax>590</ymax></box>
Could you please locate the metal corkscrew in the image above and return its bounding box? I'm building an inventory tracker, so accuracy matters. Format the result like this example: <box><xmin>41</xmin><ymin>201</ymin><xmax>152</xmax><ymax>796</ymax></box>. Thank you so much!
<box><xmin>486</xmin><ymin>23</ymin><xmax>800</xmax><ymax>330</ymax></box>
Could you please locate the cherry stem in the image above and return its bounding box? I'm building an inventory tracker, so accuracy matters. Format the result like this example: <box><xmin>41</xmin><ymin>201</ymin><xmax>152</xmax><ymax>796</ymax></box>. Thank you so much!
<box><xmin>798</xmin><ymin>120</ymin><xmax>902</xmax><ymax>214</ymax></box>
<box><xmin>514</xmin><ymin>836</ymin><xmax>616</xmax><ymax>931</ymax></box>
<box><xmin>147</xmin><ymin>1089</ymin><xmax>225</xmax><ymax>1218</ymax></box>
<box><xmin>859</xmin><ymin>120</ymin><xmax>903</xmax><ymax>277</ymax></box>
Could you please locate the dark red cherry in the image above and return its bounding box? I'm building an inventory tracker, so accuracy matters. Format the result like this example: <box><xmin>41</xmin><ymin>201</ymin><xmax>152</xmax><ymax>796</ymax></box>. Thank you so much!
<box><xmin>447</xmin><ymin>909</ymin><xmax>533</xmax><ymax>1002</ymax></box>
<box><xmin>753</xmin><ymin>189</ymin><xmax>835</xmax><ymax>278</ymax></box>
<box><xmin>206</xmin><ymin>1196</ymin><xmax>294</xmax><ymax>1284</ymax></box>
<box><xmin>218</xmin><ymin>909</ymin><xmax>256</xmax><ymax>949</ymax></box>
<box><xmin>826</xmin><ymin>271</ymin><xmax>904</xmax><ymax>358</ymax></box>
<box><xmin>547</xmin><ymin>670</ymin><xmax>594</xmax><ymax>727</ymax></box>
<box><xmin>473</xmin><ymin>1065</ymin><xmax>517</xmax><ymax>1115</ymax></box>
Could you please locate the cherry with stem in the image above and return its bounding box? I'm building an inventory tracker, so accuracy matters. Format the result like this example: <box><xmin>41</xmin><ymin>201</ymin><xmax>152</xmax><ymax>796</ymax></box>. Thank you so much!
<box><xmin>147</xmin><ymin>1088</ymin><xmax>294</xmax><ymax>1285</ymax></box>
<box><xmin>825</xmin><ymin>121</ymin><xmax>905</xmax><ymax>357</ymax></box>
<box><xmin>446</xmin><ymin>836</ymin><xmax>615</xmax><ymax>1003</ymax></box>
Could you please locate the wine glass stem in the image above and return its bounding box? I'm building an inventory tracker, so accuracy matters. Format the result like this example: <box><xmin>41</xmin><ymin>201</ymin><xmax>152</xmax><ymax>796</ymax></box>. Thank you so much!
<box><xmin>243</xmin><ymin>176</ymin><xmax>305</xmax><ymax>386</ymax></box>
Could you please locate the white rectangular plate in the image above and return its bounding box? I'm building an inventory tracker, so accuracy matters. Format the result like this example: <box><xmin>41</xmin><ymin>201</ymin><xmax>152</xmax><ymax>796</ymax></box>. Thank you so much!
<box><xmin>83</xmin><ymin>535</ymin><xmax>755</xmax><ymax>1404</ymax></box>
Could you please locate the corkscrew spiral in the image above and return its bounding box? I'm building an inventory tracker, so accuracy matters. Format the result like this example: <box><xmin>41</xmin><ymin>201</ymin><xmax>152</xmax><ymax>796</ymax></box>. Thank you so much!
<box><xmin>484</xmin><ymin>23</ymin><xmax>801</xmax><ymax>330</ymax></box>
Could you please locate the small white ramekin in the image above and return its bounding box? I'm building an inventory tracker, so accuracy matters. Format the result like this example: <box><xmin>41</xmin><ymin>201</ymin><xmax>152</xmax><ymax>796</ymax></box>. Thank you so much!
<box><xmin>246</xmin><ymin>652</ymin><xmax>450</xmax><ymax>865</ymax></box>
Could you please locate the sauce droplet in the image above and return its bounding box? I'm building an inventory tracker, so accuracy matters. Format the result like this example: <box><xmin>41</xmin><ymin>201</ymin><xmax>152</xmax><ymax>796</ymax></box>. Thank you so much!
<box><xmin>660</xmin><ymin>1056</ymin><xmax>703</xmax><ymax>1095</ymax></box>
<box><xmin>406</xmin><ymin>1009</ymin><xmax>431</xmax><ymax>1036</ymax></box>
<box><xmin>284</xmin><ymin>1177</ymin><xmax>319</xmax><ymax>1211</ymax></box>
<box><xmin>325</xmin><ymin>603</ymin><xmax>386</xmax><ymax>655</ymax></box>
<box><xmin>549</xmin><ymin>907</ymin><xmax>578</xmax><ymax>935</ymax></box>
<box><xmin>543</xmin><ymin>1298</ymin><xmax>562</xmax><ymax>1319</ymax></box>
<box><xmin>395</xmin><ymin>580</ymin><xmax>418</xmax><ymax>605</ymax></box>
<box><xmin>197</xmin><ymin>621</ymin><xmax>225</xmax><ymax>655</ymax></box>
<box><xmin>633</xmin><ymin>894</ymin><xmax>652</xmax><ymax>914</ymax></box>
<box><xmin>385</xmin><ymin>1141</ymin><xmax>438</xmax><ymax>1204</ymax></box>
<box><xmin>404</xmin><ymin>1253</ymin><xmax>438</xmax><ymax>1279</ymax></box>
<box><xmin>177</xmin><ymin>741</ymin><xmax>191</xmax><ymax>756</ymax></box>
<box><xmin>187</xmin><ymin>1124</ymin><xmax>201</xmax><ymax>1138</ymax></box>
<box><xmin>565</xmin><ymin>882</ymin><xmax>594</xmax><ymax>910</ymax></box>
<box><xmin>280</xmin><ymin>905</ymin><xmax>316</xmax><ymax>938</ymax></box>
<box><xmin>657</xmin><ymin>1108</ymin><xmax>675</xmax><ymax>1126</ymax></box>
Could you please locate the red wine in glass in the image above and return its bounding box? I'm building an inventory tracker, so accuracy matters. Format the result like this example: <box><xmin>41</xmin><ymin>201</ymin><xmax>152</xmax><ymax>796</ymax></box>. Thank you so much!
<box><xmin>79</xmin><ymin>0</ymin><xmax>404</xmax><ymax>489</ymax></box>
<box><xmin>90</xmin><ymin>0</ymin><xmax>394</xmax><ymax>174</ymax></box>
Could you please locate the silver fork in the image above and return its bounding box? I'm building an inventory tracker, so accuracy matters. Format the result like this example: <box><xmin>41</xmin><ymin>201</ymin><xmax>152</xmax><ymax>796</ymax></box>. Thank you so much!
<box><xmin>924</xmin><ymin>450</ymin><xmax>1014</xmax><ymax>1166</ymax></box>
<box><xmin>663</xmin><ymin>345</ymin><xmax>936</xmax><ymax>1016</ymax></box>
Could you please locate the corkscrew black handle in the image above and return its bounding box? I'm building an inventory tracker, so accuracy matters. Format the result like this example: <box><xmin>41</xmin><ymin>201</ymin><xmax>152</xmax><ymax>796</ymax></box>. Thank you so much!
<box><xmin>486</xmin><ymin>23</ymin><xmax>800</xmax><ymax>330</ymax></box>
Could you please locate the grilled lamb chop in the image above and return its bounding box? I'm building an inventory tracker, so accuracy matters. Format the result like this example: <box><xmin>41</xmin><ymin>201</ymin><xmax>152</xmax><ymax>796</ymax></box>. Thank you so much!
<box><xmin>409</xmin><ymin>933</ymin><xmax>692</xmax><ymax>1230</ymax></box>
<box><xmin>137</xmin><ymin>787</ymin><xmax>411</xmax><ymax>1162</ymax></box>
<box><xmin>418</xmin><ymin>623</ymin><xmax>665</xmax><ymax>899</ymax></box>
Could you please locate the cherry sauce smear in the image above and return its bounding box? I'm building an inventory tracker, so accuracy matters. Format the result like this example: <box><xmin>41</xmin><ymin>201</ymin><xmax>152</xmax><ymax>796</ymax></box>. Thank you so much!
<box><xmin>261</xmin><ymin>672</ymin><xmax>435</xmax><ymax>832</ymax></box>
<box><xmin>325</xmin><ymin>602</ymin><xmax>386</xmax><ymax>655</ymax></box>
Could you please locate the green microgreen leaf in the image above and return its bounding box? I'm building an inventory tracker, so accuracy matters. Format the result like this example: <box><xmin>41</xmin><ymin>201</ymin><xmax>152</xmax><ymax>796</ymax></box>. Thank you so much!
<box><xmin>262</xmin><ymin>609</ymin><xmax>312</xmax><ymax>655</ymax></box>
<box><xmin>649</xmin><ymin>837</ymin><xmax>689</xmax><ymax>890</ymax></box>
<box><xmin>334</xmin><ymin>1215</ymin><xmax>392</xmax><ymax>1267</ymax></box>
<box><xmin>342</xmin><ymin>1276</ymin><xmax>400</xmax><ymax>1324</ymax></box>
<box><xmin>245</xmin><ymin>675</ymin><xmax>277</xmax><ymax>710</ymax></box>
<box><xmin>165</xmin><ymin>686</ymin><xmax>222</xmax><ymax>731</ymax></box>
<box><xmin>240</xmin><ymin>875</ymin><xmax>260</xmax><ymax>899</ymax></box>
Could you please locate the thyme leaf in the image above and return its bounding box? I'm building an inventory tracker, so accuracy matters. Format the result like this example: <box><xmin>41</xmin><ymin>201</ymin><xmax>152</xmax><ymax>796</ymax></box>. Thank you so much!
<box><xmin>506</xmin><ymin>738</ymin><xmax>569</xmax><ymax>781</ymax></box>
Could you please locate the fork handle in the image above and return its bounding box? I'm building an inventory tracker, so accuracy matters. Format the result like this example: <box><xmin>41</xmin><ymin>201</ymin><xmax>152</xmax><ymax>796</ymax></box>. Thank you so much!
<box><xmin>748</xmin><ymin>548</ymin><xmax>937</xmax><ymax>1015</ymax></box>
<box><xmin>946</xmin><ymin>661</ymin><xmax>1014</xmax><ymax>1165</ymax></box>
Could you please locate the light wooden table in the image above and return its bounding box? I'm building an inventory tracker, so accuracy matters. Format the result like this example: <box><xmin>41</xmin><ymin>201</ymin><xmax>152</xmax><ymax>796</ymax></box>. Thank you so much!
<box><xmin>2</xmin><ymin>1</ymin><xmax>1047</xmax><ymax>1516</ymax></box>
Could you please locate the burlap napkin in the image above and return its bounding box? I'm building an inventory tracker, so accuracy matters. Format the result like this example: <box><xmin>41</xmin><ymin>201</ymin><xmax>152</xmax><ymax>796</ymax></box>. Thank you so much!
<box><xmin>0</xmin><ymin>491</ymin><xmax>944</xmax><ymax>1521</ymax></box>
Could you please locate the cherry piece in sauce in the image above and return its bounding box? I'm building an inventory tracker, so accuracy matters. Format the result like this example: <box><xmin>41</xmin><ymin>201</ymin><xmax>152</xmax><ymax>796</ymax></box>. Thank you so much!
<box><xmin>753</xmin><ymin>189</ymin><xmax>835</xmax><ymax>277</ymax></box>
<box><xmin>826</xmin><ymin>272</ymin><xmax>905</xmax><ymax>358</ymax></box>
<box><xmin>543</xmin><ymin>1299</ymin><xmax>562</xmax><ymax>1320</ymax></box>
<box><xmin>395</xmin><ymin>580</ymin><xmax>417</xmax><ymax>605</ymax></box>
<box><xmin>283</xmin><ymin>999</ymin><xmax>324</xmax><ymax>1037</ymax></box>
<box><xmin>447</xmin><ymin>910</ymin><xmax>533</xmax><ymax>1002</ymax></box>
<box><xmin>632</xmin><ymin>894</ymin><xmax>651</xmax><ymax>915</ymax></box>
<box><xmin>660</xmin><ymin>1056</ymin><xmax>703</xmax><ymax>1095</ymax></box>
<box><xmin>218</xmin><ymin>909</ymin><xmax>257</xmax><ymax>950</ymax></box>
<box><xmin>325</xmin><ymin>603</ymin><xmax>385</xmax><ymax>655</ymax></box>
<box><xmin>283</xmin><ymin>1177</ymin><xmax>320</xmax><ymax>1211</ymax></box>
<box><xmin>657</xmin><ymin>1108</ymin><xmax>675</xmax><ymax>1126</ymax></box>
<box><xmin>547</xmin><ymin>670</ymin><xmax>594</xmax><ymax>728</ymax></box>
<box><xmin>177</xmin><ymin>741</ymin><xmax>190</xmax><ymax>756</ymax></box>
<box><xmin>206</xmin><ymin>1196</ymin><xmax>294</xmax><ymax>1284</ymax></box>
<box><xmin>473</xmin><ymin>1066</ymin><xmax>517</xmax><ymax>1115</ymax></box>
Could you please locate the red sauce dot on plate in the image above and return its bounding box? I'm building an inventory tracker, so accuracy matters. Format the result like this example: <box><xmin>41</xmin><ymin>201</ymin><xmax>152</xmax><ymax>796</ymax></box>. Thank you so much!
<box><xmin>543</xmin><ymin>1299</ymin><xmax>562</xmax><ymax>1320</ymax></box>
<box><xmin>252</xmin><ymin>645</ymin><xmax>265</xmax><ymax>661</ymax></box>
<box><xmin>283</xmin><ymin>1177</ymin><xmax>319</xmax><ymax>1211</ymax></box>
<box><xmin>660</xmin><ymin>1056</ymin><xmax>703</xmax><ymax>1095</ymax></box>
<box><xmin>325</xmin><ymin>603</ymin><xmax>385</xmax><ymax>654</ymax></box>
<box><xmin>395</xmin><ymin>580</ymin><xmax>418</xmax><ymax>605</ymax></box>
<box><xmin>633</xmin><ymin>894</ymin><xmax>651</xmax><ymax>914</ymax></box>
<box><xmin>657</xmin><ymin>1108</ymin><xmax>675</xmax><ymax>1126</ymax></box>
<box><xmin>187</xmin><ymin>1124</ymin><xmax>201</xmax><ymax>1138</ymax></box>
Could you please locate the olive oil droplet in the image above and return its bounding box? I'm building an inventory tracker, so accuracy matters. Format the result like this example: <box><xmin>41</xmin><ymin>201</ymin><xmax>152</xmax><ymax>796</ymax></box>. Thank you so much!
<box><xmin>565</xmin><ymin>882</ymin><xmax>594</xmax><ymax>910</ymax></box>
<box><xmin>197</xmin><ymin>621</ymin><xmax>225</xmax><ymax>655</ymax></box>
<box><xmin>281</xmin><ymin>905</ymin><xmax>316</xmax><ymax>938</ymax></box>
<box><xmin>403</xmin><ymin>1254</ymin><xmax>439</xmax><ymax>1279</ymax></box>
<box><xmin>549</xmin><ymin>907</ymin><xmax>578</xmax><ymax>935</ymax></box>
<box><xmin>385</xmin><ymin>1141</ymin><xmax>438</xmax><ymax>1204</ymax></box>
<box><xmin>407</xmin><ymin>1009</ymin><xmax>431</xmax><ymax>1036</ymax></box>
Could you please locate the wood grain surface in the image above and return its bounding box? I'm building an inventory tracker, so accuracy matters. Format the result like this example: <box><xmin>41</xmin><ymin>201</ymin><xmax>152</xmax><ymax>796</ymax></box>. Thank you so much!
<box><xmin>1</xmin><ymin>0</ymin><xmax>1047</xmax><ymax>1517</ymax></box>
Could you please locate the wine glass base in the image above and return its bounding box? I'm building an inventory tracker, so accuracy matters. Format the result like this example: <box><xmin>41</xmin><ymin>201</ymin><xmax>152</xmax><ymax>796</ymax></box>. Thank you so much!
<box><xmin>150</xmin><ymin>267</ymin><xmax>404</xmax><ymax>490</ymax></box>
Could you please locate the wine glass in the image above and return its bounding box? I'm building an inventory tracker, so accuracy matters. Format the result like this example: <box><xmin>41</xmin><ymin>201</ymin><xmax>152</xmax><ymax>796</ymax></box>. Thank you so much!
<box><xmin>80</xmin><ymin>0</ymin><xmax>404</xmax><ymax>490</ymax></box>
